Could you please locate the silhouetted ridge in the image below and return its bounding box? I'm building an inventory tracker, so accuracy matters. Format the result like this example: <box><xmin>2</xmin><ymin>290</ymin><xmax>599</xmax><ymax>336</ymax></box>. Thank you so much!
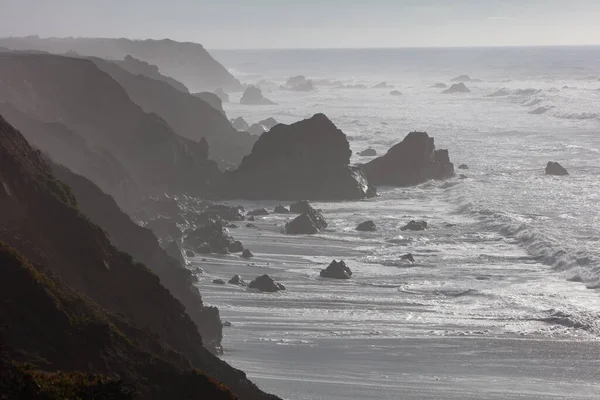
<box><xmin>0</xmin><ymin>36</ymin><xmax>242</xmax><ymax>91</ymax></box>
<box><xmin>116</xmin><ymin>54</ymin><xmax>190</xmax><ymax>93</ymax></box>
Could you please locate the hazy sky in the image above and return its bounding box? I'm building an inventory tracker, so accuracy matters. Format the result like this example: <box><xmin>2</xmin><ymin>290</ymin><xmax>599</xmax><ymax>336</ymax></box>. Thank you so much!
<box><xmin>1</xmin><ymin>0</ymin><xmax>599</xmax><ymax>49</ymax></box>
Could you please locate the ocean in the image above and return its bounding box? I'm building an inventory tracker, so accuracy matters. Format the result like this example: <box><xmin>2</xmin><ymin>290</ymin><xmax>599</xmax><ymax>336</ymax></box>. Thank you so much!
<box><xmin>197</xmin><ymin>47</ymin><xmax>600</xmax><ymax>399</ymax></box>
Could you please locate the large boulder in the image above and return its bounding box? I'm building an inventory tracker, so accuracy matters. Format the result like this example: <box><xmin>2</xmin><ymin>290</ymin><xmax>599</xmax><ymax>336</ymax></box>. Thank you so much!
<box><xmin>443</xmin><ymin>83</ymin><xmax>470</xmax><ymax>93</ymax></box>
<box><xmin>356</xmin><ymin>220</ymin><xmax>377</xmax><ymax>232</ymax></box>
<box><xmin>241</xmin><ymin>249</ymin><xmax>254</xmax><ymax>258</ymax></box>
<box><xmin>320</xmin><ymin>260</ymin><xmax>352</xmax><ymax>279</ymax></box>
<box><xmin>285</xmin><ymin>208</ymin><xmax>328</xmax><ymax>235</ymax></box>
<box><xmin>219</xmin><ymin>114</ymin><xmax>377</xmax><ymax>200</ymax></box>
<box><xmin>546</xmin><ymin>162</ymin><xmax>569</xmax><ymax>176</ymax></box>
<box><xmin>240</xmin><ymin>86</ymin><xmax>276</xmax><ymax>105</ymax></box>
<box><xmin>249</xmin><ymin>275</ymin><xmax>286</xmax><ymax>292</ymax></box>
<box><xmin>401</xmin><ymin>220</ymin><xmax>428</xmax><ymax>231</ymax></box>
<box><xmin>361</xmin><ymin>131</ymin><xmax>454</xmax><ymax>187</ymax></box>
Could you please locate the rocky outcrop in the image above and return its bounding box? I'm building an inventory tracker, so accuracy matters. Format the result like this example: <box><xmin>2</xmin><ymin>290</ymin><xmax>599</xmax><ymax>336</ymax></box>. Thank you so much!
<box><xmin>362</xmin><ymin>131</ymin><xmax>455</xmax><ymax>186</ymax></box>
<box><xmin>546</xmin><ymin>162</ymin><xmax>569</xmax><ymax>176</ymax></box>
<box><xmin>356</xmin><ymin>220</ymin><xmax>377</xmax><ymax>232</ymax></box>
<box><xmin>194</xmin><ymin>91</ymin><xmax>225</xmax><ymax>114</ymax></box>
<box><xmin>241</xmin><ymin>249</ymin><xmax>254</xmax><ymax>258</ymax></box>
<box><xmin>402</xmin><ymin>253</ymin><xmax>415</xmax><ymax>263</ymax></box>
<box><xmin>358</xmin><ymin>148</ymin><xmax>377</xmax><ymax>156</ymax></box>
<box><xmin>219</xmin><ymin>114</ymin><xmax>377</xmax><ymax>200</ymax></box>
<box><xmin>248</xmin><ymin>123</ymin><xmax>268</xmax><ymax>136</ymax></box>
<box><xmin>213</xmin><ymin>279</ymin><xmax>226</xmax><ymax>285</ymax></box>
<box><xmin>390</xmin><ymin>90</ymin><xmax>402</xmax><ymax>96</ymax></box>
<box><xmin>184</xmin><ymin>218</ymin><xmax>241</xmax><ymax>254</ymax></box>
<box><xmin>401</xmin><ymin>220</ymin><xmax>428</xmax><ymax>231</ymax></box>
<box><xmin>285</xmin><ymin>208</ymin><xmax>328</xmax><ymax>235</ymax></box>
<box><xmin>443</xmin><ymin>83</ymin><xmax>470</xmax><ymax>93</ymax></box>
<box><xmin>374</xmin><ymin>82</ymin><xmax>391</xmax><ymax>88</ymax></box>
<box><xmin>458</xmin><ymin>164</ymin><xmax>469</xmax><ymax>170</ymax></box>
<box><xmin>164</xmin><ymin>240</ymin><xmax>188</xmax><ymax>266</ymax></box>
<box><xmin>240</xmin><ymin>86</ymin><xmax>276</xmax><ymax>105</ymax></box>
<box><xmin>320</xmin><ymin>260</ymin><xmax>353</xmax><ymax>279</ymax></box>
<box><xmin>0</xmin><ymin>115</ymin><xmax>280</xmax><ymax>400</ymax></box>
<box><xmin>203</xmin><ymin>204</ymin><xmax>246</xmax><ymax>221</ymax></box>
<box><xmin>115</xmin><ymin>54</ymin><xmax>189</xmax><ymax>93</ymax></box>
<box><xmin>249</xmin><ymin>275</ymin><xmax>286</xmax><ymax>292</ymax></box>
<box><xmin>0</xmin><ymin>36</ymin><xmax>243</xmax><ymax>91</ymax></box>
<box><xmin>259</xmin><ymin>117</ymin><xmax>278</xmax><ymax>129</ymax></box>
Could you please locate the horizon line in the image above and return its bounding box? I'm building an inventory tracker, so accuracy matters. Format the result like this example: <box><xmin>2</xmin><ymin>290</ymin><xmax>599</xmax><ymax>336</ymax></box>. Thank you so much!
<box><xmin>208</xmin><ymin>43</ymin><xmax>600</xmax><ymax>51</ymax></box>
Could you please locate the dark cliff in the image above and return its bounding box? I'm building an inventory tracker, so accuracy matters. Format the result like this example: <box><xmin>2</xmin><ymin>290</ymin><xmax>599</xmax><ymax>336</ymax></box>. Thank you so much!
<box><xmin>0</xmin><ymin>115</ymin><xmax>280</xmax><ymax>400</ymax></box>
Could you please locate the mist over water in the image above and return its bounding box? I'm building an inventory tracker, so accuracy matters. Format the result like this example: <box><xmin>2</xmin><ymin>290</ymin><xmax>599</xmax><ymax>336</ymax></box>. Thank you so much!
<box><xmin>194</xmin><ymin>46</ymin><xmax>600</xmax><ymax>398</ymax></box>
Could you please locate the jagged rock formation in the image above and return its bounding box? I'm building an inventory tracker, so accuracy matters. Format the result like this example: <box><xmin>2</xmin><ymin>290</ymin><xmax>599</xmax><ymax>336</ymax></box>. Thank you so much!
<box><xmin>240</xmin><ymin>86</ymin><xmax>276</xmax><ymax>105</ymax></box>
<box><xmin>228</xmin><ymin>275</ymin><xmax>247</xmax><ymax>286</ymax></box>
<box><xmin>0</xmin><ymin>53</ymin><xmax>221</xmax><ymax>210</ymax></box>
<box><xmin>184</xmin><ymin>218</ymin><xmax>242</xmax><ymax>254</ymax></box>
<box><xmin>0</xmin><ymin>115</ymin><xmax>279</xmax><ymax>400</ymax></box>
<box><xmin>443</xmin><ymin>83</ymin><xmax>471</xmax><ymax>93</ymax></box>
<box><xmin>115</xmin><ymin>54</ymin><xmax>189</xmax><ymax>93</ymax></box>
<box><xmin>193</xmin><ymin>92</ymin><xmax>225</xmax><ymax>114</ymax></box>
<box><xmin>320</xmin><ymin>260</ymin><xmax>352</xmax><ymax>279</ymax></box>
<box><xmin>91</xmin><ymin>57</ymin><xmax>256</xmax><ymax>166</ymax></box>
<box><xmin>0</xmin><ymin>36</ymin><xmax>242</xmax><ymax>91</ymax></box>
<box><xmin>362</xmin><ymin>131</ymin><xmax>455</xmax><ymax>186</ymax></box>
<box><xmin>219</xmin><ymin>114</ymin><xmax>376</xmax><ymax>200</ymax></box>
<box><xmin>546</xmin><ymin>161</ymin><xmax>569</xmax><ymax>176</ymax></box>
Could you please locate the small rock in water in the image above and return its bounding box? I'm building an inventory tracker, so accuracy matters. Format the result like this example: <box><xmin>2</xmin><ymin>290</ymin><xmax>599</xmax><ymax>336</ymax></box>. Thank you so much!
<box><xmin>212</xmin><ymin>279</ymin><xmax>226</xmax><ymax>285</ymax></box>
<box><xmin>246</xmin><ymin>223</ymin><xmax>257</xmax><ymax>228</ymax></box>
<box><xmin>358</xmin><ymin>148</ymin><xmax>377</xmax><ymax>157</ymax></box>
<box><xmin>228</xmin><ymin>275</ymin><xmax>247</xmax><ymax>286</ymax></box>
<box><xmin>356</xmin><ymin>220</ymin><xmax>377</xmax><ymax>232</ymax></box>
<box><xmin>185</xmin><ymin>250</ymin><xmax>195</xmax><ymax>257</ymax></box>
<box><xmin>274</xmin><ymin>205</ymin><xmax>290</xmax><ymax>214</ymax></box>
<box><xmin>227</xmin><ymin>223</ymin><xmax>239</xmax><ymax>229</ymax></box>
<box><xmin>458</xmin><ymin>164</ymin><xmax>469</xmax><ymax>170</ymax></box>
<box><xmin>320</xmin><ymin>260</ymin><xmax>353</xmax><ymax>279</ymax></box>
<box><xmin>401</xmin><ymin>220</ymin><xmax>428</xmax><ymax>231</ymax></box>
<box><xmin>249</xmin><ymin>274</ymin><xmax>286</xmax><ymax>292</ymax></box>
<box><xmin>241</xmin><ymin>249</ymin><xmax>254</xmax><ymax>258</ymax></box>
<box><xmin>401</xmin><ymin>253</ymin><xmax>415</xmax><ymax>263</ymax></box>
<box><xmin>390</xmin><ymin>90</ymin><xmax>402</xmax><ymax>96</ymax></box>
<box><xmin>222</xmin><ymin>321</ymin><xmax>232</xmax><ymax>327</ymax></box>
<box><xmin>545</xmin><ymin>161</ymin><xmax>569</xmax><ymax>176</ymax></box>
<box><xmin>285</xmin><ymin>208</ymin><xmax>328</xmax><ymax>235</ymax></box>
<box><xmin>248</xmin><ymin>208</ymin><xmax>270</xmax><ymax>216</ymax></box>
<box><xmin>443</xmin><ymin>83</ymin><xmax>470</xmax><ymax>93</ymax></box>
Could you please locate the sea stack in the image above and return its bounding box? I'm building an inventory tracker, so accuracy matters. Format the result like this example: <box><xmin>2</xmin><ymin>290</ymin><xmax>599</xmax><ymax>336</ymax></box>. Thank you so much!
<box><xmin>362</xmin><ymin>131</ymin><xmax>455</xmax><ymax>186</ymax></box>
<box><xmin>240</xmin><ymin>86</ymin><xmax>276</xmax><ymax>105</ymax></box>
<box><xmin>219</xmin><ymin>114</ymin><xmax>377</xmax><ymax>200</ymax></box>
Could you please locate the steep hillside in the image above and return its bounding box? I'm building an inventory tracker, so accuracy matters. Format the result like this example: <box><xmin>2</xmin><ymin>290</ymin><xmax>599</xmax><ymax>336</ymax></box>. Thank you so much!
<box><xmin>52</xmin><ymin>162</ymin><xmax>223</xmax><ymax>353</ymax></box>
<box><xmin>0</xmin><ymin>115</ymin><xmax>280</xmax><ymax>400</ymax></box>
<box><xmin>0</xmin><ymin>242</ymin><xmax>236</xmax><ymax>400</ymax></box>
<box><xmin>116</xmin><ymin>54</ymin><xmax>190</xmax><ymax>93</ymax></box>
<box><xmin>0</xmin><ymin>36</ymin><xmax>242</xmax><ymax>91</ymax></box>
<box><xmin>0</xmin><ymin>53</ymin><xmax>221</xmax><ymax>209</ymax></box>
<box><xmin>92</xmin><ymin>57</ymin><xmax>255</xmax><ymax>166</ymax></box>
